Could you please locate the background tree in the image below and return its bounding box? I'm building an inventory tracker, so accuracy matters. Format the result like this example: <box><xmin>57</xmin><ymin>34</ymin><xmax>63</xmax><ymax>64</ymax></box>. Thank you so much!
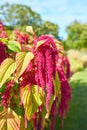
<box><xmin>35</xmin><ymin>20</ymin><xmax>59</xmax><ymax>38</ymax></box>
<box><xmin>65</xmin><ymin>21</ymin><xmax>87</xmax><ymax>49</ymax></box>
<box><xmin>0</xmin><ymin>3</ymin><xmax>42</xmax><ymax>27</ymax></box>
<box><xmin>0</xmin><ymin>3</ymin><xmax>59</xmax><ymax>38</ymax></box>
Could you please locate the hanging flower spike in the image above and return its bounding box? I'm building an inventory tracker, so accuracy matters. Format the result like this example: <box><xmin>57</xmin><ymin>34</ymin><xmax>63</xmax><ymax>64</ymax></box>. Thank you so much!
<box><xmin>0</xmin><ymin>22</ymin><xmax>8</xmax><ymax>64</ymax></box>
<box><xmin>1</xmin><ymin>80</ymin><xmax>14</xmax><ymax>109</ymax></box>
<box><xmin>0</xmin><ymin>42</ymin><xmax>9</xmax><ymax>64</ymax></box>
<box><xmin>57</xmin><ymin>68</ymin><xmax>71</xmax><ymax>128</ymax></box>
<box><xmin>56</xmin><ymin>40</ymin><xmax>71</xmax><ymax>79</ymax></box>
<box><xmin>63</xmin><ymin>56</ymin><xmax>71</xmax><ymax>79</ymax></box>
<box><xmin>33</xmin><ymin>113</ymin><xmax>38</xmax><ymax>130</ymax></box>
<box><xmin>0</xmin><ymin>21</ymin><xmax>8</xmax><ymax>38</ymax></box>
<box><xmin>36</xmin><ymin>35</ymin><xmax>58</xmax><ymax>63</ymax></box>
<box><xmin>0</xmin><ymin>21</ymin><xmax>5</xmax><ymax>31</ymax></box>
<box><xmin>50</xmin><ymin>98</ymin><xmax>58</xmax><ymax>130</ymax></box>
<box><xmin>35</xmin><ymin>35</ymin><xmax>58</xmax><ymax>110</ymax></box>
<box><xmin>45</xmin><ymin>46</ymin><xmax>56</xmax><ymax>110</ymax></box>
<box><xmin>20</xmin><ymin>59</ymin><xmax>36</xmax><ymax>88</ymax></box>
<box><xmin>13</xmin><ymin>29</ymin><xmax>29</xmax><ymax>45</ymax></box>
<box><xmin>36</xmin><ymin>47</ymin><xmax>46</xmax><ymax>90</ymax></box>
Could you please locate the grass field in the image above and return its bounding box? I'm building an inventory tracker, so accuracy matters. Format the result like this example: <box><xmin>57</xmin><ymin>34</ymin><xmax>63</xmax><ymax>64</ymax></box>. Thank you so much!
<box><xmin>54</xmin><ymin>68</ymin><xmax>87</xmax><ymax>130</ymax></box>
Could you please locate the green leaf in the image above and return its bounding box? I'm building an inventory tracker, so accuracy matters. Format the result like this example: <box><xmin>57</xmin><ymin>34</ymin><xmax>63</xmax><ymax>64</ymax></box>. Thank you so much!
<box><xmin>26</xmin><ymin>120</ymin><xmax>33</xmax><ymax>130</ymax></box>
<box><xmin>48</xmin><ymin>95</ymin><xmax>54</xmax><ymax>113</ymax></box>
<box><xmin>45</xmin><ymin>95</ymin><xmax>54</xmax><ymax>119</ymax></box>
<box><xmin>26</xmin><ymin>26</ymin><xmax>35</xmax><ymax>35</ymax></box>
<box><xmin>0</xmin><ymin>84</ymin><xmax>6</xmax><ymax>93</ymax></box>
<box><xmin>0</xmin><ymin>38</ymin><xmax>8</xmax><ymax>44</ymax></box>
<box><xmin>53</xmin><ymin>72</ymin><xmax>60</xmax><ymax>97</ymax></box>
<box><xmin>15</xmin><ymin>52</ymin><xmax>34</xmax><ymax>79</ymax></box>
<box><xmin>7</xmin><ymin>41</ymin><xmax>21</xmax><ymax>52</ymax></box>
<box><xmin>21</xmin><ymin>85</ymin><xmax>43</xmax><ymax>120</ymax></box>
<box><xmin>53</xmin><ymin>72</ymin><xmax>61</xmax><ymax>105</ymax></box>
<box><xmin>0</xmin><ymin>108</ymin><xmax>25</xmax><ymax>130</ymax></box>
<box><xmin>0</xmin><ymin>58</ymin><xmax>16</xmax><ymax>88</ymax></box>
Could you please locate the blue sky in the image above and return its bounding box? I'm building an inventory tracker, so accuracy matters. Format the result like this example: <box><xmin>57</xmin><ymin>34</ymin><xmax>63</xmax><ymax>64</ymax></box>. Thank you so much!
<box><xmin>0</xmin><ymin>0</ymin><xmax>87</xmax><ymax>39</ymax></box>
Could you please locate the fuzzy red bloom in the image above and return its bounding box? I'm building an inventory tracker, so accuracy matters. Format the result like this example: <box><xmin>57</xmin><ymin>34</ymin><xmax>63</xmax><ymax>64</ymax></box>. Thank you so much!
<box><xmin>0</xmin><ymin>22</ymin><xmax>72</xmax><ymax>130</ymax></box>
<box><xmin>50</xmin><ymin>98</ymin><xmax>58</xmax><ymax>130</ymax></box>
<box><xmin>20</xmin><ymin>59</ymin><xmax>36</xmax><ymax>88</ymax></box>
<box><xmin>2</xmin><ymin>80</ymin><xmax>14</xmax><ymax>109</ymax></box>
<box><xmin>0</xmin><ymin>42</ymin><xmax>8</xmax><ymax>64</ymax></box>
<box><xmin>45</xmin><ymin>46</ymin><xmax>56</xmax><ymax>109</ymax></box>
<box><xmin>35</xmin><ymin>35</ymin><xmax>58</xmax><ymax>110</ymax></box>
<box><xmin>0</xmin><ymin>21</ymin><xmax>8</xmax><ymax>38</ymax></box>
<box><xmin>57</xmin><ymin>68</ymin><xmax>71</xmax><ymax>127</ymax></box>
<box><xmin>13</xmin><ymin>29</ymin><xmax>29</xmax><ymax>45</ymax></box>
<box><xmin>63</xmin><ymin>56</ymin><xmax>71</xmax><ymax>79</ymax></box>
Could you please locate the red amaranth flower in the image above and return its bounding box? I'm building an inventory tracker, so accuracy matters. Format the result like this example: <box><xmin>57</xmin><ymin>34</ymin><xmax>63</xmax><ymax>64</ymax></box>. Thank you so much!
<box><xmin>45</xmin><ymin>46</ymin><xmax>56</xmax><ymax>109</ymax></box>
<box><xmin>63</xmin><ymin>56</ymin><xmax>71</xmax><ymax>79</ymax></box>
<box><xmin>0</xmin><ymin>21</ymin><xmax>8</xmax><ymax>38</ymax></box>
<box><xmin>35</xmin><ymin>35</ymin><xmax>58</xmax><ymax>110</ymax></box>
<box><xmin>57</xmin><ymin>54</ymin><xmax>71</xmax><ymax>79</ymax></box>
<box><xmin>36</xmin><ymin>46</ymin><xmax>46</xmax><ymax>90</ymax></box>
<box><xmin>36</xmin><ymin>35</ymin><xmax>58</xmax><ymax>54</ymax></box>
<box><xmin>13</xmin><ymin>29</ymin><xmax>29</xmax><ymax>45</ymax></box>
<box><xmin>0</xmin><ymin>42</ymin><xmax>8</xmax><ymax>64</ymax></box>
<box><xmin>50</xmin><ymin>98</ymin><xmax>58</xmax><ymax>130</ymax></box>
<box><xmin>2</xmin><ymin>80</ymin><xmax>14</xmax><ymax>109</ymax></box>
<box><xmin>20</xmin><ymin>59</ymin><xmax>36</xmax><ymax>88</ymax></box>
<box><xmin>33</xmin><ymin>113</ymin><xmax>38</xmax><ymax>130</ymax></box>
<box><xmin>57</xmin><ymin>68</ymin><xmax>71</xmax><ymax>127</ymax></box>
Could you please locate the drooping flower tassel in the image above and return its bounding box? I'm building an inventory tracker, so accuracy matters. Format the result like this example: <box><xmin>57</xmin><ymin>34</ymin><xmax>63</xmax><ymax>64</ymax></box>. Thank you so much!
<box><xmin>0</xmin><ymin>42</ymin><xmax>9</xmax><ymax>64</ymax></box>
<box><xmin>36</xmin><ymin>47</ymin><xmax>46</xmax><ymax>90</ymax></box>
<box><xmin>0</xmin><ymin>21</ymin><xmax>8</xmax><ymax>38</ymax></box>
<box><xmin>63</xmin><ymin>56</ymin><xmax>71</xmax><ymax>79</ymax></box>
<box><xmin>45</xmin><ymin>46</ymin><xmax>56</xmax><ymax>110</ymax></box>
<box><xmin>2</xmin><ymin>80</ymin><xmax>14</xmax><ymax>109</ymax></box>
<box><xmin>35</xmin><ymin>35</ymin><xmax>58</xmax><ymax>110</ymax></box>
<box><xmin>57</xmin><ymin>68</ymin><xmax>71</xmax><ymax>128</ymax></box>
<box><xmin>20</xmin><ymin>59</ymin><xmax>36</xmax><ymax>88</ymax></box>
<box><xmin>50</xmin><ymin>98</ymin><xmax>58</xmax><ymax>130</ymax></box>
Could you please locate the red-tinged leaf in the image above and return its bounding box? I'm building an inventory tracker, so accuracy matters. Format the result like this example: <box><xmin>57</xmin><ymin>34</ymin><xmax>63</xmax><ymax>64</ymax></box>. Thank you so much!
<box><xmin>26</xmin><ymin>26</ymin><xmax>35</xmax><ymax>35</ymax></box>
<box><xmin>53</xmin><ymin>72</ymin><xmax>61</xmax><ymax>105</ymax></box>
<box><xmin>21</xmin><ymin>85</ymin><xmax>43</xmax><ymax>120</ymax></box>
<box><xmin>15</xmin><ymin>52</ymin><xmax>34</xmax><ymax>79</ymax></box>
<box><xmin>0</xmin><ymin>108</ymin><xmax>25</xmax><ymax>130</ymax></box>
<box><xmin>53</xmin><ymin>72</ymin><xmax>60</xmax><ymax>97</ymax></box>
<box><xmin>0</xmin><ymin>58</ymin><xmax>16</xmax><ymax>88</ymax></box>
<box><xmin>36</xmin><ymin>40</ymin><xmax>46</xmax><ymax>49</ymax></box>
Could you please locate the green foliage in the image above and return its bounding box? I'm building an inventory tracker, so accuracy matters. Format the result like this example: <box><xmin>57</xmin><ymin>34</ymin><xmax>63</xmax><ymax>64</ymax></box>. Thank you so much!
<box><xmin>0</xmin><ymin>3</ymin><xmax>41</xmax><ymax>27</ymax></box>
<box><xmin>35</xmin><ymin>21</ymin><xmax>59</xmax><ymax>38</ymax></box>
<box><xmin>69</xmin><ymin>58</ymin><xmax>83</xmax><ymax>73</ymax></box>
<box><xmin>65</xmin><ymin>21</ymin><xmax>87</xmax><ymax>49</ymax></box>
<box><xmin>0</xmin><ymin>3</ymin><xmax>59</xmax><ymax>38</ymax></box>
<box><xmin>67</xmin><ymin>49</ymin><xmax>87</xmax><ymax>73</ymax></box>
<box><xmin>7</xmin><ymin>41</ymin><xmax>21</xmax><ymax>52</ymax></box>
<box><xmin>70</xmin><ymin>68</ymin><xmax>87</xmax><ymax>82</ymax></box>
<box><xmin>0</xmin><ymin>22</ymin><xmax>71</xmax><ymax>130</ymax></box>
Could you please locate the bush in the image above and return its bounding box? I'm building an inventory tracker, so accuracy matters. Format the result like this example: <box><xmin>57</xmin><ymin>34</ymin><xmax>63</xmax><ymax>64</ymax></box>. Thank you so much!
<box><xmin>67</xmin><ymin>49</ymin><xmax>87</xmax><ymax>73</ymax></box>
<box><xmin>0</xmin><ymin>21</ymin><xmax>71</xmax><ymax>130</ymax></box>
